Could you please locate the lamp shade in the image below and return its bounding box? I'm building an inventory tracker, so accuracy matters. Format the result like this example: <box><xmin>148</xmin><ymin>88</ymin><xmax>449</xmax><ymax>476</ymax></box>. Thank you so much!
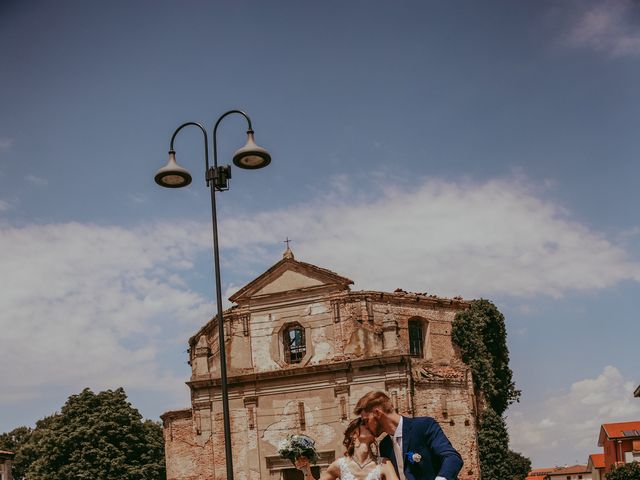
<box><xmin>232</xmin><ymin>131</ymin><xmax>271</xmax><ymax>169</ymax></box>
<box><xmin>155</xmin><ymin>151</ymin><xmax>192</xmax><ymax>188</ymax></box>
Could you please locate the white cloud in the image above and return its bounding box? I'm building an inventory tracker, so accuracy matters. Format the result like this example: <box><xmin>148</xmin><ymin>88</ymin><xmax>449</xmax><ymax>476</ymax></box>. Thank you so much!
<box><xmin>565</xmin><ymin>0</ymin><xmax>640</xmax><ymax>57</ymax></box>
<box><xmin>0</xmin><ymin>200</ymin><xmax>10</xmax><ymax>212</ymax></box>
<box><xmin>2</xmin><ymin>174</ymin><xmax>639</xmax><ymax>430</ymax></box>
<box><xmin>508</xmin><ymin>366</ymin><xmax>640</xmax><ymax>466</ymax></box>
<box><xmin>25</xmin><ymin>175</ymin><xmax>48</xmax><ymax>186</ymax></box>
<box><xmin>219</xmin><ymin>176</ymin><xmax>640</xmax><ymax>299</ymax></box>
<box><xmin>0</xmin><ymin>221</ymin><xmax>213</xmax><ymax>411</ymax></box>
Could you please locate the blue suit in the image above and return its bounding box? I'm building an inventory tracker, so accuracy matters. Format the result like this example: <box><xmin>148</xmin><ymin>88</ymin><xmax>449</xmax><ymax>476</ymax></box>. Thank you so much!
<box><xmin>379</xmin><ymin>416</ymin><xmax>463</xmax><ymax>480</ymax></box>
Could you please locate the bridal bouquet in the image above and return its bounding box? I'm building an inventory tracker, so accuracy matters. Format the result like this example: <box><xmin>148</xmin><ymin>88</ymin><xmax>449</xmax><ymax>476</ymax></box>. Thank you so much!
<box><xmin>278</xmin><ymin>434</ymin><xmax>318</xmax><ymax>464</ymax></box>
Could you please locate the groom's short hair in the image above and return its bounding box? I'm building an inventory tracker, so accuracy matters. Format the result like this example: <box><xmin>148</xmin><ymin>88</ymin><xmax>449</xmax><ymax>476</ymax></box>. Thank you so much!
<box><xmin>354</xmin><ymin>391</ymin><xmax>395</xmax><ymax>414</ymax></box>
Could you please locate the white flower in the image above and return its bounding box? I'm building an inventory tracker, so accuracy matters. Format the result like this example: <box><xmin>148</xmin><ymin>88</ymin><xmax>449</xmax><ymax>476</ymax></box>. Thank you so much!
<box><xmin>411</xmin><ymin>453</ymin><xmax>422</xmax><ymax>463</ymax></box>
<box><xmin>278</xmin><ymin>439</ymin><xmax>290</xmax><ymax>451</ymax></box>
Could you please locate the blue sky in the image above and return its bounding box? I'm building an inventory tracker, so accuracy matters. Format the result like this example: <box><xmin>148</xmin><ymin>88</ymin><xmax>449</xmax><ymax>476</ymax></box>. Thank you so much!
<box><xmin>1</xmin><ymin>0</ymin><xmax>639</xmax><ymax>469</ymax></box>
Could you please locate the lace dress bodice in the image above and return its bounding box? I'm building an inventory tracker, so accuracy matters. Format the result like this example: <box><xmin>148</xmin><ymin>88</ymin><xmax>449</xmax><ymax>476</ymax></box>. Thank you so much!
<box><xmin>337</xmin><ymin>457</ymin><xmax>382</xmax><ymax>480</ymax></box>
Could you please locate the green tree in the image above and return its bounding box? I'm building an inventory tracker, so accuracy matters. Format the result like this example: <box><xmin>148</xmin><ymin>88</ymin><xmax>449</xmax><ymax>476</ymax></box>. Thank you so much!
<box><xmin>1</xmin><ymin>388</ymin><xmax>165</xmax><ymax>480</ymax></box>
<box><xmin>477</xmin><ymin>408</ymin><xmax>512</xmax><ymax>480</ymax></box>
<box><xmin>452</xmin><ymin>299</ymin><xmax>529</xmax><ymax>480</ymax></box>
<box><xmin>476</xmin><ymin>409</ymin><xmax>533</xmax><ymax>480</ymax></box>
<box><xmin>506</xmin><ymin>449</ymin><xmax>532</xmax><ymax>480</ymax></box>
<box><xmin>606</xmin><ymin>462</ymin><xmax>640</xmax><ymax>480</ymax></box>
<box><xmin>452</xmin><ymin>299</ymin><xmax>520</xmax><ymax>415</ymax></box>
<box><xmin>0</xmin><ymin>425</ymin><xmax>33</xmax><ymax>480</ymax></box>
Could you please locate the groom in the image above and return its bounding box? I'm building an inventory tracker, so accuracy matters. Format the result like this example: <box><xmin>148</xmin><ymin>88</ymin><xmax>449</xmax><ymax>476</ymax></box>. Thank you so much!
<box><xmin>355</xmin><ymin>391</ymin><xmax>463</xmax><ymax>480</ymax></box>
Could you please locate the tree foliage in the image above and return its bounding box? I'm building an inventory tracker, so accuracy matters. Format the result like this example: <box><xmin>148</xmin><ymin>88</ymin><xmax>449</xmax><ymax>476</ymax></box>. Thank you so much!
<box><xmin>0</xmin><ymin>425</ymin><xmax>33</xmax><ymax>480</ymax></box>
<box><xmin>476</xmin><ymin>408</ymin><xmax>530</xmax><ymax>480</ymax></box>
<box><xmin>452</xmin><ymin>299</ymin><xmax>520</xmax><ymax>415</ymax></box>
<box><xmin>477</xmin><ymin>408</ymin><xmax>512</xmax><ymax>480</ymax></box>
<box><xmin>452</xmin><ymin>299</ymin><xmax>529</xmax><ymax>480</ymax></box>
<box><xmin>0</xmin><ymin>388</ymin><xmax>165</xmax><ymax>480</ymax></box>
<box><xmin>606</xmin><ymin>462</ymin><xmax>640</xmax><ymax>480</ymax></box>
<box><xmin>506</xmin><ymin>449</ymin><xmax>532</xmax><ymax>480</ymax></box>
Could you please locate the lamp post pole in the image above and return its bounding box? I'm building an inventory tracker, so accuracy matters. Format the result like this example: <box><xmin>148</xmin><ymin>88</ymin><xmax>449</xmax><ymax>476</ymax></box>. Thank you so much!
<box><xmin>155</xmin><ymin>110</ymin><xmax>271</xmax><ymax>480</ymax></box>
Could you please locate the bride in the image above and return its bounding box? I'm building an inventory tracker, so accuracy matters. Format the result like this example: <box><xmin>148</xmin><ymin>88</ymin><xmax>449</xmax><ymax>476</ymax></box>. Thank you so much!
<box><xmin>295</xmin><ymin>418</ymin><xmax>399</xmax><ymax>480</ymax></box>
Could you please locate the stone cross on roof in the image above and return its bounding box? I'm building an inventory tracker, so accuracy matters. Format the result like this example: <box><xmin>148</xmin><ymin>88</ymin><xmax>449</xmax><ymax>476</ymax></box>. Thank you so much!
<box><xmin>283</xmin><ymin>237</ymin><xmax>294</xmax><ymax>259</ymax></box>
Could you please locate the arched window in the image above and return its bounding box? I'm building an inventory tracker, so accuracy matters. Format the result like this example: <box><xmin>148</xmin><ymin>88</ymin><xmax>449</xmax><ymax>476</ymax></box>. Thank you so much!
<box><xmin>283</xmin><ymin>324</ymin><xmax>306</xmax><ymax>364</ymax></box>
<box><xmin>408</xmin><ymin>319</ymin><xmax>425</xmax><ymax>357</ymax></box>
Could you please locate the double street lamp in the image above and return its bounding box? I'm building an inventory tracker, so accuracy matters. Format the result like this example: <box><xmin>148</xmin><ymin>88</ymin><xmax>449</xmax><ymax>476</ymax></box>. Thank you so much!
<box><xmin>155</xmin><ymin>110</ymin><xmax>271</xmax><ymax>480</ymax></box>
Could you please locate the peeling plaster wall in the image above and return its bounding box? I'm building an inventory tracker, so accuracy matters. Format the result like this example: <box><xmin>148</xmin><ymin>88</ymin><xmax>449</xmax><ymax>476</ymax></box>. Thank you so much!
<box><xmin>250</xmin><ymin>314</ymin><xmax>279</xmax><ymax>371</ymax></box>
<box><xmin>166</xmin><ymin>283</ymin><xmax>480</xmax><ymax>480</ymax></box>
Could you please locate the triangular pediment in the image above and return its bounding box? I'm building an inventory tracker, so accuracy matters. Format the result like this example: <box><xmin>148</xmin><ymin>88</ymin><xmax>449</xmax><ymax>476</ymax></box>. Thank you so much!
<box><xmin>254</xmin><ymin>269</ymin><xmax>324</xmax><ymax>295</ymax></box>
<box><xmin>229</xmin><ymin>256</ymin><xmax>353</xmax><ymax>304</ymax></box>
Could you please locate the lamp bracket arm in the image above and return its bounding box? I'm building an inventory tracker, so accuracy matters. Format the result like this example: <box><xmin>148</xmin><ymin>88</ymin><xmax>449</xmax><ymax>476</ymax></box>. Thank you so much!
<box><xmin>212</xmin><ymin>110</ymin><xmax>254</xmax><ymax>169</ymax></box>
<box><xmin>169</xmin><ymin>122</ymin><xmax>211</xmax><ymax>185</ymax></box>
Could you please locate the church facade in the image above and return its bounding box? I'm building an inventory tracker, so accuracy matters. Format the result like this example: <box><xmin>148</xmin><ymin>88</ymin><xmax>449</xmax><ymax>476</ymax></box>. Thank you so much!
<box><xmin>161</xmin><ymin>249</ymin><xmax>481</xmax><ymax>480</ymax></box>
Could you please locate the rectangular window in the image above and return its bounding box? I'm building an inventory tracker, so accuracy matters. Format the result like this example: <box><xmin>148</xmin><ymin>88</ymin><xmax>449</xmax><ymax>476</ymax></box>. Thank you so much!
<box><xmin>408</xmin><ymin>320</ymin><xmax>424</xmax><ymax>357</ymax></box>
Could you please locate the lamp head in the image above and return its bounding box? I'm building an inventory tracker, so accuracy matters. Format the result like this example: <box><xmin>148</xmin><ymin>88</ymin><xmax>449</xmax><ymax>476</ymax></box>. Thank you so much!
<box><xmin>232</xmin><ymin>130</ymin><xmax>271</xmax><ymax>170</ymax></box>
<box><xmin>155</xmin><ymin>150</ymin><xmax>192</xmax><ymax>188</ymax></box>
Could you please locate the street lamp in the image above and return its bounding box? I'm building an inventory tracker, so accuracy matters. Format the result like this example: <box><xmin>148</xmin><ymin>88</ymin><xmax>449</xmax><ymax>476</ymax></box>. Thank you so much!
<box><xmin>155</xmin><ymin>110</ymin><xmax>271</xmax><ymax>480</ymax></box>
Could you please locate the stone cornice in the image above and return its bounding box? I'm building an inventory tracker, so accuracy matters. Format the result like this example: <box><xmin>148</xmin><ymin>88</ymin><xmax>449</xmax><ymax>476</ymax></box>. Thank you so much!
<box><xmin>186</xmin><ymin>355</ymin><xmax>409</xmax><ymax>389</ymax></box>
<box><xmin>347</xmin><ymin>290</ymin><xmax>471</xmax><ymax>310</ymax></box>
<box><xmin>160</xmin><ymin>408</ymin><xmax>192</xmax><ymax>422</ymax></box>
<box><xmin>187</xmin><ymin>289</ymin><xmax>470</xmax><ymax>348</ymax></box>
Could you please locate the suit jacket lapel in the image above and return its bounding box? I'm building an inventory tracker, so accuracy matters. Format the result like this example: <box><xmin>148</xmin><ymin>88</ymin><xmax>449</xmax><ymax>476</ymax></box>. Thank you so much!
<box><xmin>402</xmin><ymin>416</ymin><xmax>413</xmax><ymax>457</ymax></box>
<box><xmin>380</xmin><ymin>434</ymin><xmax>398</xmax><ymax>472</ymax></box>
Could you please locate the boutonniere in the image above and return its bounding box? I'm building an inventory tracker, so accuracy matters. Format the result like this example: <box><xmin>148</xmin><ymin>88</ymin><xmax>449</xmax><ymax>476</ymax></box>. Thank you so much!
<box><xmin>406</xmin><ymin>451</ymin><xmax>422</xmax><ymax>464</ymax></box>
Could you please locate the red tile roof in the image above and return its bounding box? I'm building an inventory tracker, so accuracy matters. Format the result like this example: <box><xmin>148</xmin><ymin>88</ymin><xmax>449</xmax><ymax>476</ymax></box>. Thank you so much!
<box><xmin>589</xmin><ymin>453</ymin><xmax>605</xmax><ymax>469</ymax></box>
<box><xmin>527</xmin><ymin>465</ymin><xmax>590</xmax><ymax>478</ymax></box>
<box><xmin>526</xmin><ymin>468</ymin><xmax>553</xmax><ymax>477</ymax></box>
<box><xmin>548</xmin><ymin>464</ymin><xmax>589</xmax><ymax>475</ymax></box>
<box><xmin>599</xmin><ymin>420</ymin><xmax>640</xmax><ymax>445</ymax></box>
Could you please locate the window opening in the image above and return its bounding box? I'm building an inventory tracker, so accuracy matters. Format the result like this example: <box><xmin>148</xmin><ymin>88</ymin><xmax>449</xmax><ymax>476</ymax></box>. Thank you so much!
<box><xmin>408</xmin><ymin>319</ymin><xmax>424</xmax><ymax>357</ymax></box>
<box><xmin>284</xmin><ymin>324</ymin><xmax>306</xmax><ymax>363</ymax></box>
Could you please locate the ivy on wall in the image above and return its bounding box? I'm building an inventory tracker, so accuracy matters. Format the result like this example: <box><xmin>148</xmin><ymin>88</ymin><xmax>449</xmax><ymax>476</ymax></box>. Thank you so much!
<box><xmin>453</xmin><ymin>299</ymin><xmax>530</xmax><ymax>480</ymax></box>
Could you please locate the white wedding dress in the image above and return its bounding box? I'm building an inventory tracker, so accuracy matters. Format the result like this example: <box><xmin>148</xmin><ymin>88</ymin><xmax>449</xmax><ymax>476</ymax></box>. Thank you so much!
<box><xmin>336</xmin><ymin>457</ymin><xmax>382</xmax><ymax>480</ymax></box>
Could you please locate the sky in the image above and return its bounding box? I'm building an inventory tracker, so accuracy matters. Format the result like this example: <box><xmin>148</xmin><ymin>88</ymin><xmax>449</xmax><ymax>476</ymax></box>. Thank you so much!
<box><xmin>1</xmin><ymin>0</ymin><xmax>639</xmax><ymax>469</ymax></box>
